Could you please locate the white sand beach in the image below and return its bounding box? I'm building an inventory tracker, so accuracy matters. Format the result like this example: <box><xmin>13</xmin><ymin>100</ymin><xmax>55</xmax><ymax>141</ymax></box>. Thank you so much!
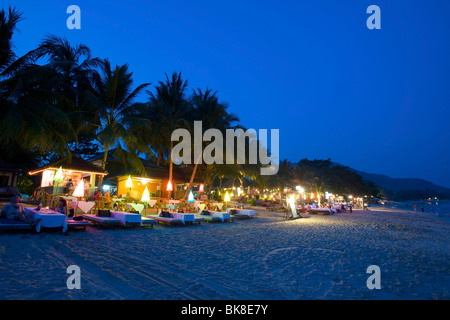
<box><xmin>0</xmin><ymin>206</ymin><xmax>448</xmax><ymax>300</ymax></box>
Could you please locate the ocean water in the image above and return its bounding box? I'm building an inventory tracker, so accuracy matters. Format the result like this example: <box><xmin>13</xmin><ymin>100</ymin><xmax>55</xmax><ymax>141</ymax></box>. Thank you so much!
<box><xmin>383</xmin><ymin>200</ymin><xmax>450</xmax><ymax>221</ymax></box>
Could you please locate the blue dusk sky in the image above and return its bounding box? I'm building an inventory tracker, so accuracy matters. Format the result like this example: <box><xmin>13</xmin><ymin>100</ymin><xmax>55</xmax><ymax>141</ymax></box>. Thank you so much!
<box><xmin>7</xmin><ymin>0</ymin><xmax>450</xmax><ymax>187</ymax></box>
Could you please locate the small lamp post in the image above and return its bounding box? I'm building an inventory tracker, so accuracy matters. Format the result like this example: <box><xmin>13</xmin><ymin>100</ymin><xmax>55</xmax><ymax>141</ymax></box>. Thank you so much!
<box><xmin>53</xmin><ymin>166</ymin><xmax>63</xmax><ymax>195</ymax></box>
<box><xmin>141</xmin><ymin>186</ymin><xmax>150</xmax><ymax>215</ymax></box>
<box><xmin>72</xmin><ymin>178</ymin><xmax>85</xmax><ymax>216</ymax></box>
<box><xmin>126</xmin><ymin>175</ymin><xmax>133</xmax><ymax>197</ymax></box>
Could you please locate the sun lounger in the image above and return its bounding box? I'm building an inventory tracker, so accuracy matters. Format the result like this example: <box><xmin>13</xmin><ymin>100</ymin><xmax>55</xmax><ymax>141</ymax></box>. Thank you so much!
<box><xmin>67</xmin><ymin>218</ymin><xmax>91</xmax><ymax>230</ymax></box>
<box><xmin>82</xmin><ymin>213</ymin><xmax>123</xmax><ymax>226</ymax></box>
<box><xmin>196</xmin><ymin>210</ymin><xmax>232</xmax><ymax>223</ymax></box>
<box><xmin>141</xmin><ymin>216</ymin><xmax>157</xmax><ymax>228</ymax></box>
<box><xmin>151</xmin><ymin>211</ymin><xmax>202</xmax><ymax>225</ymax></box>
<box><xmin>226</xmin><ymin>208</ymin><xmax>257</xmax><ymax>219</ymax></box>
<box><xmin>0</xmin><ymin>217</ymin><xmax>33</xmax><ymax>232</ymax></box>
<box><xmin>307</xmin><ymin>208</ymin><xmax>334</xmax><ymax>215</ymax></box>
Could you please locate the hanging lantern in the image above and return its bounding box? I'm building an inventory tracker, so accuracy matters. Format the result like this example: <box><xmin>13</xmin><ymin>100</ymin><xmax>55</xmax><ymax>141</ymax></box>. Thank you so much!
<box><xmin>199</xmin><ymin>184</ymin><xmax>204</xmax><ymax>193</ymax></box>
<box><xmin>224</xmin><ymin>191</ymin><xmax>230</xmax><ymax>202</ymax></box>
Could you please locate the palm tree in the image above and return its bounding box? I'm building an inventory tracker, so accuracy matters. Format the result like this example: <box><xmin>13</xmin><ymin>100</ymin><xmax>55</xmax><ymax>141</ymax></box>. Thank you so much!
<box><xmin>0</xmin><ymin>9</ymin><xmax>77</xmax><ymax>160</ymax></box>
<box><xmin>91</xmin><ymin>59</ymin><xmax>151</xmax><ymax>187</ymax></box>
<box><xmin>0</xmin><ymin>7</ymin><xmax>22</xmax><ymax>73</ymax></box>
<box><xmin>147</xmin><ymin>72</ymin><xmax>191</xmax><ymax>198</ymax></box>
<box><xmin>183</xmin><ymin>88</ymin><xmax>239</xmax><ymax>198</ymax></box>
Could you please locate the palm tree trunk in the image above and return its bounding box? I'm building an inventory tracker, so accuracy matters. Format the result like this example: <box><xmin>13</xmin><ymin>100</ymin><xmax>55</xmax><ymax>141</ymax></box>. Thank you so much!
<box><xmin>168</xmin><ymin>140</ymin><xmax>173</xmax><ymax>199</ymax></box>
<box><xmin>184</xmin><ymin>152</ymin><xmax>203</xmax><ymax>199</ymax></box>
<box><xmin>98</xmin><ymin>144</ymin><xmax>109</xmax><ymax>189</ymax></box>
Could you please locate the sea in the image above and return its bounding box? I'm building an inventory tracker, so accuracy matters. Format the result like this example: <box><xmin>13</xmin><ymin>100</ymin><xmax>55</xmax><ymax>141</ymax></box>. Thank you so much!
<box><xmin>381</xmin><ymin>199</ymin><xmax>450</xmax><ymax>222</ymax></box>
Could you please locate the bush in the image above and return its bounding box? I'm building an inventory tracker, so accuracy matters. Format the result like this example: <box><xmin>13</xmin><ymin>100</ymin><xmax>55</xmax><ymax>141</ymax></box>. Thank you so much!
<box><xmin>16</xmin><ymin>175</ymin><xmax>38</xmax><ymax>196</ymax></box>
<box><xmin>246</xmin><ymin>198</ymin><xmax>256</xmax><ymax>206</ymax></box>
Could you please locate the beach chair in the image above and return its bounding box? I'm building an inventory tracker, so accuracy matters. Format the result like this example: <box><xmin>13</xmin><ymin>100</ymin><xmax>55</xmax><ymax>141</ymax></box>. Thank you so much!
<box><xmin>227</xmin><ymin>208</ymin><xmax>257</xmax><ymax>219</ymax></box>
<box><xmin>66</xmin><ymin>208</ymin><xmax>90</xmax><ymax>230</ymax></box>
<box><xmin>196</xmin><ymin>210</ymin><xmax>232</xmax><ymax>223</ymax></box>
<box><xmin>307</xmin><ymin>208</ymin><xmax>333</xmax><ymax>215</ymax></box>
<box><xmin>67</xmin><ymin>218</ymin><xmax>91</xmax><ymax>230</ymax></box>
<box><xmin>141</xmin><ymin>216</ymin><xmax>157</xmax><ymax>228</ymax></box>
<box><xmin>151</xmin><ymin>211</ymin><xmax>201</xmax><ymax>225</ymax></box>
<box><xmin>82</xmin><ymin>210</ymin><xmax>122</xmax><ymax>227</ymax></box>
<box><xmin>151</xmin><ymin>211</ymin><xmax>184</xmax><ymax>225</ymax></box>
<box><xmin>0</xmin><ymin>218</ymin><xmax>34</xmax><ymax>232</ymax></box>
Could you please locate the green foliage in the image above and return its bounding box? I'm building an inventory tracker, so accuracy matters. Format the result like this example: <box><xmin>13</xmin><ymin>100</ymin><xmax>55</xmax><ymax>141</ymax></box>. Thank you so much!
<box><xmin>16</xmin><ymin>174</ymin><xmax>38</xmax><ymax>196</ymax></box>
<box><xmin>247</xmin><ymin>198</ymin><xmax>256</xmax><ymax>206</ymax></box>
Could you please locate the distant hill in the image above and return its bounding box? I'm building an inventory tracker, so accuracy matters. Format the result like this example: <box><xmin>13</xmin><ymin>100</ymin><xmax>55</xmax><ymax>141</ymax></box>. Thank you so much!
<box><xmin>356</xmin><ymin>171</ymin><xmax>450</xmax><ymax>200</ymax></box>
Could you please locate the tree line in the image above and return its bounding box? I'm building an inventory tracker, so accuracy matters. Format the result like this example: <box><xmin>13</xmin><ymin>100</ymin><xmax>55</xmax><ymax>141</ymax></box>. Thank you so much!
<box><xmin>0</xmin><ymin>7</ymin><xmax>381</xmax><ymax>200</ymax></box>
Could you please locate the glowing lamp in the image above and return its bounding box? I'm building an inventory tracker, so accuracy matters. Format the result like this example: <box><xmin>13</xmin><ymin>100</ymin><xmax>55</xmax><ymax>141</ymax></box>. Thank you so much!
<box><xmin>72</xmin><ymin>178</ymin><xmax>85</xmax><ymax>198</ymax></box>
<box><xmin>199</xmin><ymin>184</ymin><xmax>204</xmax><ymax>193</ymax></box>
<box><xmin>53</xmin><ymin>166</ymin><xmax>63</xmax><ymax>182</ymax></box>
<box><xmin>126</xmin><ymin>176</ymin><xmax>133</xmax><ymax>188</ymax></box>
<box><xmin>141</xmin><ymin>186</ymin><xmax>150</xmax><ymax>202</ymax></box>
<box><xmin>188</xmin><ymin>190</ymin><xmax>194</xmax><ymax>203</ymax></box>
<box><xmin>224</xmin><ymin>191</ymin><xmax>230</xmax><ymax>202</ymax></box>
<box><xmin>166</xmin><ymin>180</ymin><xmax>173</xmax><ymax>191</ymax></box>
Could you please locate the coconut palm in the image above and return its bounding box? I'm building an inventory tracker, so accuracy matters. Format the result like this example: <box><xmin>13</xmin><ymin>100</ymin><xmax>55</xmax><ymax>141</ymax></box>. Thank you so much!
<box><xmin>91</xmin><ymin>59</ymin><xmax>151</xmax><ymax>187</ymax></box>
<box><xmin>184</xmin><ymin>88</ymin><xmax>239</xmax><ymax>198</ymax></box>
<box><xmin>146</xmin><ymin>72</ymin><xmax>192</xmax><ymax>198</ymax></box>
<box><xmin>0</xmin><ymin>9</ymin><xmax>77</xmax><ymax>160</ymax></box>
<box><xmin>0</xmin><ymin>7</ymin><xmax>22</xmax><ymax>73</ymax></box>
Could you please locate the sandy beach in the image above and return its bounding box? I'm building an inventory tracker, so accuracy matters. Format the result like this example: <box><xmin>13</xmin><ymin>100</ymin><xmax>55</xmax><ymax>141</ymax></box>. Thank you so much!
<box><xmin>0</xmin><ymin>206</ymin><xmax>448</xmax><ymax>300</ymax></box>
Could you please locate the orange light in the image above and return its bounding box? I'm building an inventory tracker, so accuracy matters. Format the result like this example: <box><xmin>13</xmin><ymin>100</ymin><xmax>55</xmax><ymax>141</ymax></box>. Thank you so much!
<box><xmin>166</xmin><ymin>180</ymin><xmax>173</xmax><ymax>191</ymax></box>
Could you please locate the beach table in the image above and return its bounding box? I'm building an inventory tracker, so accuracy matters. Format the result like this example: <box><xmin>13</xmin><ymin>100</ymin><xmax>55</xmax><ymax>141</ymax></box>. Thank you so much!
<box><xmin>25</xmin><ymin>208</ymin><xmax>68</xmax><ymax>233</ymax></box>
<box><xmin>226</xmin><ymin>208</ymin><xmax>257</xmax><ymax>219</ymax></box>
<box><xmin>110</xmin><ymin>210</ymin><xmax>142</xmax><ymax>227</ymax></box>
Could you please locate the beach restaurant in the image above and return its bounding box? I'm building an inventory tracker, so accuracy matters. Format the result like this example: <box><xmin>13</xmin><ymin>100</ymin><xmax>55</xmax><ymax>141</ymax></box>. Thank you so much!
<box><xmin>28</xmin><ymin>156</ymin><xmax>107</xmax><ymax>204</ymax></box>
